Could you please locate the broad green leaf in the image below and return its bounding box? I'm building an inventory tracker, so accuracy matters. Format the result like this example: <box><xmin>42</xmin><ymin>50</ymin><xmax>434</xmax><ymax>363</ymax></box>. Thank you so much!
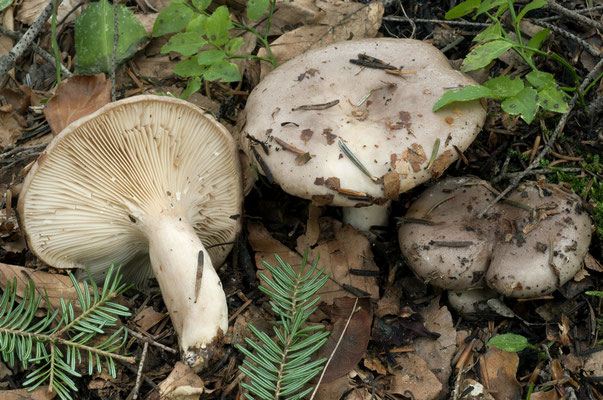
<box><xmin>173</xmin><ymin>56</ymin><xmax>207</xmax><ymax>77</ymax></box>
<box><xmin>494</xmin><ymin>2</ymin><xmax>509</xmax><ymax>16</ymax></box>
<box><xmin>475</xmin><ymin>0</ymin><xmax>506</xmax><ymax>17</ymax></box>
<box><xmin>0</xmin><ymin>0</ymin><xmax>13</xmax><ymax>12</ymax></box>
<box><xmin>537</xmin><ymin>84</ymin><xmax>568</xmax><ymax>113</ymax></box>
<box><xmin>483</xmin><ymin>75</ymin><xmax>524</xmax><ymax>98</ymax></box>
<box><xmin>187</xmin><ymin>14</ymin><xmax>208</xmax><ymax>34</ymax></box>
<box><xmin>445</xmin><ymin>0</ymin><xmax>479</xmax><ymax>19</ymax></box>
<box><xmin>501</xmin><ymin>87</ymin><xmax>539</xmax><ymax>124</ymax></box>
<box><xmin>197</xmin><ymin>49</ymin><xmax>226</xmax><ymax>65</ymax></box>
<box><xmin>525</xmin><ymin>70</ymin><xmax>557</xmax><ymax>89</ymax></box>
<box><xmin>75</xmin><ymin>0</ymin><xmax>148</xmax><ymax>74</ymax></box>
<box><xmin>474</xmin><ymin>22</ymin><xmax>503</xmax><ymax>42</ymax></box>
<box><xmin>204</xmin><ymin>60</ymin><xmax>241</xmax><ymax>82</ymax></box>
<box><xmin>516</xmin><ymin>0</ymin><xmax>547</xmax><ymax>24</ymax></box>
<box><xmin>180</xmin><ymin>77</ymin><xmax>201</xmax><ymax>99</ymax></box>
<box><xmin>526</xmin><ymin>28</ymin><xmax>549</xmax><ymax>59</ymax></box>
<box><xmin>487</xmin><ymin>333</ymin><xmax>531</xmax><ymax>352</ymax></box>
<box><xmin>206</xmin><ymin>6</ymin><xmax>232</xmax><ymax>45</ymax></box>
<box><xmin>152</xmin><ymin>4</ymin><xmax>194</xmax><ymax>37</ymax></box>
<box><xmin>191</xmin><ymin>0</ymin><xmax>211</xmax><ymax>11</ymax></box>
<box><xmin>461</xmin><ymin>40</ymin><xmax>514</xmax><ymax>72</ymax></box>
<box><xmin>433</xmin><ymin>85</ymin><xmax>493</xmax><ymax>111</ymax></box>
<box><xmin>161</xmin><ymin>32</ymin><xmax>207</xmax><ymax>56</ymax></box>
<box><xmin>225</xmin><ymin>37</ymin><xmax>244</xmax><ymax>54</ymax></box>
<box><xmin>247</xmin><ymin>0</ymin><xmax>270</xmax><ymax>20</ymax></box>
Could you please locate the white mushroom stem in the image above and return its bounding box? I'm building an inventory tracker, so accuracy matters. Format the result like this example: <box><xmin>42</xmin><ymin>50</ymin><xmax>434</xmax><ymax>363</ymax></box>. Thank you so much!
<box><xmin>342</xmin><ymin>202</ymin><xmax>390</xmax><ymax>231</ymax></box>
<box><xmin>147</xmin><ymin>212</ymin><xmax>228</xmax><ymax>368</ymax></box>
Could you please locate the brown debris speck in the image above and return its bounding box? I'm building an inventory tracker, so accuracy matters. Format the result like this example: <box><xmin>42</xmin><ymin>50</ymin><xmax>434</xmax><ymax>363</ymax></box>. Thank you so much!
<box><xmin>429</xmin><ymin>149</ymin><xmax>452</xmax><ymax>178</ymax></box>
<box><xmin>325</xmin><ymin>177</ymin><xmax>341</xmax><ymax>190</ymax></box>
<box><xmin>323</xmin><ymin>128</ymin><xmax>337</xmax><ymax>145</ymax></box>
<box><xmin>300</xmin><ymin>129</ymin><xmax>314</xmax><ymax>143</ymax></box>
<box><xmin>402</xmin><ymin>143</ymin><xmax>427</xmax><ymax>172</ymax></box>
<box><xmin>382</xmin><ymin>171</ymin><xmax>400</xmax><ymax>199</ymax></box>
<box><xmin>445</xmin><ymin>116</ymin><xmax>454</xmax><ymax>125</ymax></box>
<box><xmin>311</xmin><ymin>194</ymin><xmax>334</xmax><ymax>206</ymax></box>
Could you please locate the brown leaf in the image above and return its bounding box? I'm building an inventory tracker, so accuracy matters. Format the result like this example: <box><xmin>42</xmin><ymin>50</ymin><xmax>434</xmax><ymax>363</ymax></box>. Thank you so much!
<box><xmin>529</xmin><ymin>390</ymin><xmax>562</xmax><ymax>400</ymax></box>
<box><xmin>316</xmin><ymin>297</ymin><xmax>372</xmax><ymax>383</ymax></box>
<box><xmin>16</xmin><ymin>0</ymin><xmax>81</xmax><ymax>25</ymax></box>
<box><xmin>133</xmin><ymin>306</ymin><xmax>168</xmax><ymax>332</ymax></box>
<box><xmin>382</xmin><ymin>171</ymin><xmax>400</xmax><ymax>200</ymax></box>
<box><xmin>0</xmin><ymin>111</ymin><xmax>21</xmax><ymax>151</ymax></box>
<box><xmin>479</xmin><ymin>346</ymin><xmax>521</xmax><ymax>400</ymax></box>
<box><xmin>258</xmin><ymin>1</ymin><xmax>384</xmax><ymax>78</ymax></box>
<box><xmin>402</xmin><ymin>143</ymin><xmax>426</xmax><ymax>173</ymax></box>
<box><xmin>1</xmin><ymin>386</ymin><xmax>56</xmax><ymax>400</ymax></box>
<box><xmin>158</xmin><ymin>362</ymin><xmax>205</xmax><ymax>399</ymax></box>
<box><xmin>429</xmin><ymin>149</ymin><xmax>452</xmax><ymax>178</ymax></box>
<box><xmin>0</xmin><ymin>263</ymin><xmax>86</xmax><ymax>311</ymax></box>
<box><xmin>389</xmin><ymin>353</ymin><xmax>443</xmax><ymax>400</ymax></box>
<box><xmin>44</xmin><ymin>74</ymin><xmax>111</xmax><ymax>135</ymax></box>
<box><xmin>584</xmin><ymin>252</ymin><xmax>603</xmax><ymax>272</ymax></box>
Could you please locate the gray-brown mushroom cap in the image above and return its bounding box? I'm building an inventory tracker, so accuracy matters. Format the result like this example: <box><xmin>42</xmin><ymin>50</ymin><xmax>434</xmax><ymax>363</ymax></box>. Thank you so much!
<box><xmin>18</xmin><ymin>95</ymin><xmax>242</xmax><ymax>282</ymax></box>
<box><xmin>240</xmin><ymin>38</ymin><xmax>486</xmax><ymax>209</ymax></box>
<box><xmin>398</xmin><ymin>177</ymin><xmax>592</xmax><ymax>298</ymax></box>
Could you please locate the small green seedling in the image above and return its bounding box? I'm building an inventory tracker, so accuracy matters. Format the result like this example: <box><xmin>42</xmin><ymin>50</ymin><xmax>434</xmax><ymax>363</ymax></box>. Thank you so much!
<box><xmin>153</xmin><ymin>0</ymin><xmax>278</xmax><ymax>99</ymax></box>
<box><xmin>434</xmin><ymin>0</ymin><xmax>577</xmax><ymax>124</ymax></box>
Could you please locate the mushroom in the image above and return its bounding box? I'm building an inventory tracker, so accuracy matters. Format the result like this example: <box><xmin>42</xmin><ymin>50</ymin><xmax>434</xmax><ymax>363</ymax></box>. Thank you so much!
<box><xmin>239</xmin><ymin>38</ymin><xmax>486</xmax><ymax>231</ymax></box>
<box><xmin>18</xmin><ymin>95</ymin><xmax>243</xmax><ymax>368</ymax></box>
<box><xmin>398</xmin><ymin>176</ymin><xmax>592</xmax><ymax>301</ymax></box>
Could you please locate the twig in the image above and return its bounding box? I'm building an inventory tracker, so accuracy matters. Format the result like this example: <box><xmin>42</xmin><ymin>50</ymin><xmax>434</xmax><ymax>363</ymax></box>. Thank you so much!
<box><xmin>0</xmin><ymin>0</ymin><xmax>64</xmax><ymax>77</ymax></box>
<box><xmin>546</xmin><ymin>1</ymin><xmax>603</xmax><ymax>31</ymax></box>
<box><xmin>479</xmin><ymin>57</ymin><xmax>603</xmax><ymax>218</ymax></box>
<box><xmin>309</xmin><ymin>297</ymin><xmax>359</xmax><ymax>400</ymax></box>
<box><xmin>0</xmin><ymin>144</ymin><xmax>48</xmax><ymax>162</ymax></box>
<box><xmin>0</xmin><ymin>26</ymin><xmax>72</xmax><ymax>77</ymax></box>
<box><xmin>382</xmin><ymin>15</ymin><xmax>490</xmax><ymax>27</ymax></box>
<box><xmin>130</xmin><ymin>342</ymin><xmax>148</xmax><ymax>400</ymax></box>
<box><xmin>493</xmin><ymin>167</ymin><xmax>583</xmax><ymax>182</ymax></box>
<box><xmin>536</xmin><ymin>5</ymin><xmax>603</xmax><ymax>22</ymax></box>
<box><xmin>127</xmin><ymin>327</ymin><xmax>178</xmax><ymax>354</ymax></box>
<box><xmin>537</xmin><ymin>21</ymin><xmax>600</xmax><ymax>57</ymax></box>
<box><xmin>111</xmin><ymin>0</ymin><xmax>119</xmax><ymax>101</ymax></box>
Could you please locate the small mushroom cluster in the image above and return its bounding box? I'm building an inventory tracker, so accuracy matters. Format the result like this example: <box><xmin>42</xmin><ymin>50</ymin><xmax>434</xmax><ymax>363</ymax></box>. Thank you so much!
<box><xmin>398</xmin><ymin>176</ymin><xmax>592</xmax><ymax>303</ymax></box>
<box><xmin>240</xmin><ymin>38</ymin><xmax>486</xmax><ymax>230</ymax></box>
<box><xmin>18</xmin><ymin>95</ymin><xmax>243</xmax><ymax>369</ymax></box>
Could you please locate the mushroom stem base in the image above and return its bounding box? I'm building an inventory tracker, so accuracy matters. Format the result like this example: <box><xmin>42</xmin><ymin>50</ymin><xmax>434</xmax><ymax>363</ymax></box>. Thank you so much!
<box><xmin>147</xmin><ymin>213</ymin><xmax>228</xmax><ymax>369</ymax></box>
<box><xmin>342</xmin><ymin>203</ymin><xmax>390</xmax><ymax>231</ymax></box>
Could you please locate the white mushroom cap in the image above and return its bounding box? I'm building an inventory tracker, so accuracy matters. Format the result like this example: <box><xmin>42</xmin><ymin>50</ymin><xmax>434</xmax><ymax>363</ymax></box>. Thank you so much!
<box><xmin>18</xmin><ymin>95</ymin><xmax>243</xmax><ymax>367</ymax></box>
<box><xmin>398</xmin><ymin>176</ymin><xmax>592</xmax><ymax>298</ymax></box>
<box><xmin>240</xmin><ymin>39</ymin><xmax>486</xmax><ymax>214</ymax></box>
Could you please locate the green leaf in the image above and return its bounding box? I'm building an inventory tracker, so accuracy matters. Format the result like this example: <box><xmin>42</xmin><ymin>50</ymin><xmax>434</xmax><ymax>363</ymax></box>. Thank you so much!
<box><xmin>187</xmin><ymin>14</ymin><xmax>208</xmax><ymax>34</ymax></box>
<box><xmin>445</xmin><ymin>0</ymin><xmax>480</xmax><ymax>19</ymax></box>
<box><xmin>537</xmin><ymin>84</ymin><xmax>568</xmax><ymax>113</ymax></box>
<box><xmin>152</xmin><ymin>4</ymin><xmax>194</xmax><ymax>37</ymax></box>
<box><xmin>475</xmin><ymin>0</ymin><xmax>506</xmax><ymax>17</ymax></box>
<box><xmin>461</xmin><ymin>40</ymin><xmax>514</xmax><ymax>72</ymax></box>
<box><xmin>206</xmin><ymin>6</ymin><xmax>232</xmax><ymax>45</ymax></box>
<box><xmin>516</xmin><ymin>0</ymin><xmax>547</xmax><ymax>24</ymax></box>
<box><xmin>0</xmin><ymin>0</ymin><xmax>13</xmax><ymax>12</ymax></box>
<box><xmin>74</xmin><ymin>0</ymin><xmax>148</xmax><ymax>75</ymax></box>
<box><xmin>586</xmin><ymin>291</ymin><xmax>603</xmax><ymax>298</ymax></box>
<box><xmin>501</xmin><ymin>87</ymin><xmax>539</xmax><ymax>124</ymax></box>
<box><xmin>487</xmin><ymin>333</ymin><xmax>531</xmax><ymax>352</ymax></box>
<box><xmin>173</xmin><ymin>56</ymin><xmax>207</xmax><ymax>77</ymax></box>
<box><xmin>247</xmin><ymin>0</ymin><xmax>270</xmax><ymax>20</ymax></box>
<box><xmin>161</xmin><ymin>32</ymin><xmax>207</xmax><ymax>56</ymax></box>
<box><xmin>180</xmin><ymin>77</ymin><xmax>202</xmax><ymax>99</ymax></box>
<box><xmin>526</xmin><ymin>28</ymin><xmax>549</xmax><ymax>59</ymax></box>
<box><xmin>204</xmin><ymin>60</ymin><xmax>241</xmax><ymax>82</ymax></box>
<box><xmin>432</xmin><ymin>85</ymin><xmax>493</xmax><ymax>111</ymax></box>
<box><xmin>197</xmin><ymin>49</ymin><xmax>226</xmax><ymax>65</ymax></box>
<box><xmin>474</xmin><ymin>22</ymin><xmax>503</xmax><ymax>42</ymax></box>
<box><xmin>483</xmin><ymin>75</ymin><xmax>524</xmax><ymax>98</ymax></box>
<box><xmin>525</xmin><ymin>70</ymin><xmax>557</xmax><ymax>89</ymax></box>
<box><xmin>191</xmin><ymin>0</ymin><xmax>211</xmax><ymax>11</ymax></box>
<box><xmin>225</xmin><ymin>37</ymin><xmax>244</xmax><ymax>54</ymax></box>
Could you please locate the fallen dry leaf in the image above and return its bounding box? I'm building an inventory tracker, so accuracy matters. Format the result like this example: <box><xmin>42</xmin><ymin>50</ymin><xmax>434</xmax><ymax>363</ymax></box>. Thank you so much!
<box><xmin>429</xmin><ymin>149</ymin><xmax>452</xmax><ymax>178</ymax></box>
<box><xmin>479</xmin><ymin>346</ymin><xmax>521</xmax><ymax>400</ymax></box>
<box><xmin>460</xmin><ymin>379</ymin><xmax>496</xmax><ymax>400</ymax></box>
<box><xmin>1</xmin><ymin>386</ymin><xmax>56</xmax><ymax>399</ymax></box>
<box><xmin>529</xmin><ymin>389</ymin><xmax>562</xmax><ymax>400</ymax></box>
<box><xmin>44</xmin><ymin>74</ymin><xmax>112</xmax><ymax>135</ymax></box>
<box><xmin>0</xmin><ymin>263</ymin><xmax>87</xmax><ymax>311</ymax></box>
<box><xmin>389</xmin><ymin>352</ymin><xmax>443</xmax><ymax>400</ymax></box>
<box><xmin>258</xmin><ymin>1</ymin><xmax>383</xmax><ymax>78</ymax></box>
<box><xmin>584</xmin><ymin>252</ymin><xmax>603</xmax><ymax>272</ymax></box>
<box><xmin>316</xmin><ymin>297</ymin><xmax>372</xmax><ymax>383</ymax></box>
<box><xmin>133</xmin><ymin>306</ymin><xmax>168</xmax><ymax>331</ymax></box>
<box><xmin>16</xmin><ymin>0</ymin><xmax>81</xmax><ymax>25</ymax></box>
<box><xmin>0</xmin><ymin>111</ymin><xmax>21</xmax><ymax>151</ymax></box>
<box><xmin>413</xmin><ymin>298</ymin><xmax>457</xmax><ymax>389</ymax></box>
<box><xmin>159</xmin><ymin>362</ymin><xmax>205</xmax><ymax>400</ymax></box>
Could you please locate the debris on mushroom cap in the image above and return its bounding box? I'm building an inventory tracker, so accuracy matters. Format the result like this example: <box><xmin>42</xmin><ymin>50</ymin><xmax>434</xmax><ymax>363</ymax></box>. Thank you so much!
<box><xmin>398</xmin><ymin>176</ymin><xmax>592</xmax><ymax>298</ymax></box>
<box><xmin>18</xmin><ymin>95</ymin><xmax>243</xmax><ymax>367</ymax></box>
<box><xmin>240</xmin><ymin>38</ymin><xmax>486</xmax><ymax>208</ymax></box>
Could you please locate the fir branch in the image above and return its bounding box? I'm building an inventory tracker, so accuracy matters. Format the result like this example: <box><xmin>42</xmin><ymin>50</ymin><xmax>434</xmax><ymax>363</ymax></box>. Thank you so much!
<box><xmin>237</xmin><ymin>252</ymin><xmax>330</xmax><ymax>400</ymax></box>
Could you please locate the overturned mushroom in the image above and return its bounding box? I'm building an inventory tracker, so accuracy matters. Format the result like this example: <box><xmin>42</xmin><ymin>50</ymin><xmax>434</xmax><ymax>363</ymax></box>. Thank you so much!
<box><xmin>398</xmin><ymin>176</ymin><xmax>592</xmax><ymax>299</ymax></box>
<box><xmin>240</xmin><ymin>38</ymin><xmax>486</xmax><ymax>230</ymax></box>
<box><xmin>18</xmin><ymin>95</ymin><xmax>243</xmax><ymax>368</ymax></box>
